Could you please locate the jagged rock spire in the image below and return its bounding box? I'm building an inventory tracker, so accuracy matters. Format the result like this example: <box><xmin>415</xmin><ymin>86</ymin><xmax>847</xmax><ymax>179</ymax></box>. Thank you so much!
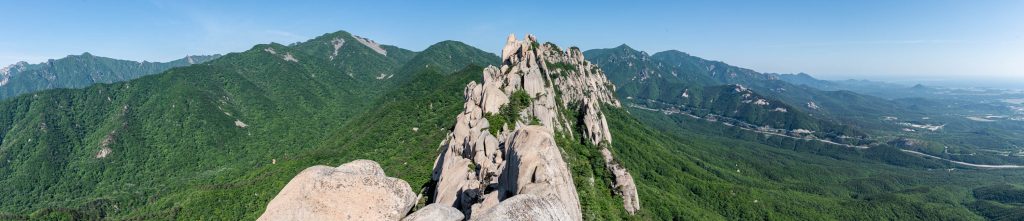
<box><xmin>501</xmin><ymin>33</ymin><xmax>517</xmax><ymax>62</ymax></box>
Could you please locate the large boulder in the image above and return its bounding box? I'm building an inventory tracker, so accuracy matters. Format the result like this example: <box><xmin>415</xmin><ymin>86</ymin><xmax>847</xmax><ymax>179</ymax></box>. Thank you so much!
<box><xmin>480</xmin><ymin>83</ymin><xmax>508</xmax><ymax>114</ymax></box>
<box><xmin>258</xmin><ymin>160</ymin><xmax>417</xmax><ymax>221</ymax></box>
<box><xmin>470</xmin><ymin>194</ymin><xmax>574</xmax><ymax>221</ymax></box>
<box><xmin>403</xmin><ymin>204</ymin><xmax>464</xmax><ymax>221</ymax></box>
<box><xmin>431</xmin><ymin>156</ymin><xmax>474</xmax><ymax>209</ymax></box>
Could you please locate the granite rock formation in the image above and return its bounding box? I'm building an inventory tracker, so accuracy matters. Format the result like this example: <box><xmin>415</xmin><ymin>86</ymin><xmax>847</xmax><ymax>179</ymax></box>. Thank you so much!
<box><xmin>429</xmin><ymin>34</ymin><xmax>639</xmax><ymax>219</ymax></box>
<box><xmin>258</xmin><ymin>160</ymin><xmax>417</xmax><ymax>221</ymax></box>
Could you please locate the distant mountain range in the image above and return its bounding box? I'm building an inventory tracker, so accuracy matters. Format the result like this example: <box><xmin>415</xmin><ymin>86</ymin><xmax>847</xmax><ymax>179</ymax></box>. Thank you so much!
<box><xmin>585</xmin><ymin>45</ymin><xmax>914</xmax><ymax>135</ymax></box>
<box><xmin>0</xmin><ymin>53</ymin><xmax>221</xmax><ymax>100</ymax></box>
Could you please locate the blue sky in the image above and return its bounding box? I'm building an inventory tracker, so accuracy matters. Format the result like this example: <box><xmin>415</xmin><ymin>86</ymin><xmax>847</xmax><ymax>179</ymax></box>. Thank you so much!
<box><xmin>2</xmin><ymin>0</ymin><xmax>1022</xmax><ymax>85</ymax></box>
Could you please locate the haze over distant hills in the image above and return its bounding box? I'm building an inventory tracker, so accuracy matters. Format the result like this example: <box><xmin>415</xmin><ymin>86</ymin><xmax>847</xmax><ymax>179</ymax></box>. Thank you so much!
<box><xmin>780</xmin><ymin>72</ymin><xmax>1024</xmax><ymax>90</ymax></box>
<box><xmin>0</xmin><ymin>53</ymin><xmax>221</xmax><ymax>100</ymax></box>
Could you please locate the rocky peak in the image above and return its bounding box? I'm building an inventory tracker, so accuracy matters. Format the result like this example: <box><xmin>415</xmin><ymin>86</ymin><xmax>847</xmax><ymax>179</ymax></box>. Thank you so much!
<box><xmin>0</xmin><ymin>70</ymin><xmax>9</xmax><ymax>87</ymax></box>
<box><xmin>429</xmin><ymin>34</ymin><xmax>639</xmax><ymax>219</ymax></box>
<box><xmin>0</xmin><ymin>62</ymin><xmax>25</xmax><ymax>87</ymax></box>
<box><xmin>606</xmin><ymin>44</ymin><xmax>647</xmax><ymax>58</ymax></box>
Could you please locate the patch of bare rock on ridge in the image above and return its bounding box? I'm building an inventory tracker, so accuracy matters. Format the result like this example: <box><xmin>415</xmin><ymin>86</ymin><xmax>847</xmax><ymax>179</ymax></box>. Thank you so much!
<box><xmin>355</xmin><ymin>35</ymin><xmax>388</xmax><ymax>56</ymax></box>
<box><xmin>329</xmin><ymin>37</ymin><xmax>345</xmax><ymax>60</ymax></box>
<box><xmin>258</xmin><ymin>34</ymin><xmax>638</xmax><ymax>220</ymax></box>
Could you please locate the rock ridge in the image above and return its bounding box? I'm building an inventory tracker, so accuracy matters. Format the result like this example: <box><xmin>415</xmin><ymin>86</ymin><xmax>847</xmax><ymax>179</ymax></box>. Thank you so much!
<box><xmin>429</xmin><ymin>34</ymin><xmax>639</xmax><ymax>219</ymax></box>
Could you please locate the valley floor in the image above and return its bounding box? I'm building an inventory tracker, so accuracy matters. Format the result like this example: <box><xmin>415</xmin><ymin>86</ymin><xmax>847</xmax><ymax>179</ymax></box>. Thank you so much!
<box><xmin>901</xmin><ymin>149</ymin><xmax>1024</xmax><ymax>169</ymax></box>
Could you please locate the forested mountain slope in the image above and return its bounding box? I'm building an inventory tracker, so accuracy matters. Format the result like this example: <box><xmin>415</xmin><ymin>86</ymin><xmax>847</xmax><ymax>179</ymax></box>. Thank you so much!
<box><xmin>585</xmin><ymin>45</ymin><xmax>917</xmax><ymax>124</ymax></box>
<box><xmin>0</xmin><ymin>30</ymin><xmax>497</xmax><ymax>220</ymax></box>
<box><xmin>585</xmin><ymin>43</ymin><xmax>1024</xmax><ymax>219</ymax></box>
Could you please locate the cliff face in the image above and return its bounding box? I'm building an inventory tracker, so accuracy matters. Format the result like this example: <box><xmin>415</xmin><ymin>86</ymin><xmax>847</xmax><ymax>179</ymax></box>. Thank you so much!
<box><xmin>429</xmin><ymin>34</ymin><xmax>638</xmax><ymax>219</ymax></box>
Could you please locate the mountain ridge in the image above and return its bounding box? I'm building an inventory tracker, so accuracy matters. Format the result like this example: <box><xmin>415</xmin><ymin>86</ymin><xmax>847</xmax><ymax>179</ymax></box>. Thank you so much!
<box><xmin>0</xmin><ymin>53</ymin><xmax>221</xmax><ymax>100</ymax></box>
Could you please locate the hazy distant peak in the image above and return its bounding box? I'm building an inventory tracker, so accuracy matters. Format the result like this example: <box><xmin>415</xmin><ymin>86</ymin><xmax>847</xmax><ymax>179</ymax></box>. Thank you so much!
<box><xmin>614</xmin><ymin>43</ymin><xmax>635</xmax><ymax>50</ymax></box>
<box><xmin>0</xmin><ymin>53</ymin><xmax>221</xmax><ymax>99</ymax></box>
<box><xmin>425</xmin><ymin>40</ymin><xmax>473</xmax><ymax>49</ymax></box>
<box><xmin>650</xmin><ymin>49</ymin><xmax>694</xmax><ymax>60</ymax></box>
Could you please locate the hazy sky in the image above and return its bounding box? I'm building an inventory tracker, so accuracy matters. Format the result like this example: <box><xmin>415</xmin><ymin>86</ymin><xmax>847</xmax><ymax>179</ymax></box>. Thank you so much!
<box><xmin>2</xmin><ymin>0</ymin><xmax>1022</xmax><ymax>84</ymax></box>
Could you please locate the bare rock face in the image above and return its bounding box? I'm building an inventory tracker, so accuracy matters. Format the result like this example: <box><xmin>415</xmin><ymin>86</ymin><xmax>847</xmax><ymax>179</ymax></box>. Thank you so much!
<box><xmin>498</xmin><ymin>126</ymin><xmax>580</xmax><ymax>217</ymax></box>
<box><xmin>329</xmin><ymin>37</ymin><xmax>345</xmax><ymax>60</ymax></box>
<box><xmin>429</xmin><ymin>34</ymin><xmax>639</xmax><ymax>219</ymax></box>
<box><xmin>403</xmin><ymin>204</ymin><xmax>465</xmax><ymax>221</ymax></box>
<box><xmin>470</xmin><ymin>194</ymin><xmax>574</xmax><ymax>221</ymax></box>
<box><xmin>480</xmin><ymin>83</ymin><xmax>508</xmax><ymax>114</ymax></box>
<box><xmin>500</xmin><ymin>34</ymin><xmax>519</xmax><ymax>64</ymax></box>
<box><xmin>354</xmin><ymin>35</ymin><xmax>388</xmax><ymax>56</ymax></box>
<box><xmin>601</xmin><ymin>148</ymin><xmax>640</xmax><ymax>214</ymax></box>
<box><xmin>258</xmin><ymin>160</ymin><xmax>416</xmax><ymax>221</ymax></box>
